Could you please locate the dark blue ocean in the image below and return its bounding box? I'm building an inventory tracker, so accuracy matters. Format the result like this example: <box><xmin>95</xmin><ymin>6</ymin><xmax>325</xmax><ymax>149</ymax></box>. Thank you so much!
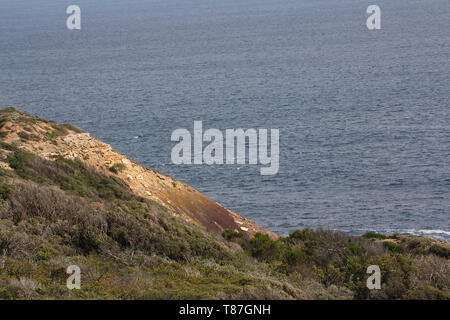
<box><xmin>1</xmin><ymin>0</ymin><xmax>449</xmax><ymax>240</ymax></box>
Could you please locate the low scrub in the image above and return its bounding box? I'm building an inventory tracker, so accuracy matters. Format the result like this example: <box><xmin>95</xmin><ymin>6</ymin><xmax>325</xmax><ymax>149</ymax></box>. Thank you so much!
<box><xmin>0</xmin><ymin>137</ymin><xmax>447</xmax><ymax>300</ymax></box>
<box><xmin>223</xmin><ymin>229</ymin><xmax>449</xmax><ymax>300</ymax></box>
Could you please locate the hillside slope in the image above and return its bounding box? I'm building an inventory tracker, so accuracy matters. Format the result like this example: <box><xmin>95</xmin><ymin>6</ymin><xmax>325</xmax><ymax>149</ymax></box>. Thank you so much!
<box><xmin>0</xmin><ymin>107</ymin><xmax>448</xmax><ymax>300</ymax></box>
<box><xmin>0</xmin><ymin>107</ymin><xmax>276</xmax><ymax>239</ymax></box>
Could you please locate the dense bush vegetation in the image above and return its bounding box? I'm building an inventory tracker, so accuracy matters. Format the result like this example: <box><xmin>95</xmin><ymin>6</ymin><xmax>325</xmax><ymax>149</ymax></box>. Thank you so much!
<box><xmin>0</xmin><ymin>143</ymin><xmax>314</xmax><ymax>299</ymax></box>
<box><xmin>0</xmin><ymin>138</ymin><xmax>447</xmax><ymax>300</ymax></box>
<box><xmin>222</xmin><ymin>228</ymin><xmax>449</xmax><ymax>299</ymax></box>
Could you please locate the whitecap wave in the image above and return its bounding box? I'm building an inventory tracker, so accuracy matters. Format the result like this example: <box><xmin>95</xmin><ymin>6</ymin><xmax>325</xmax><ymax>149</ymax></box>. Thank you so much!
<box><xmin>392</xmin><ymin>229</ymin><xmax>450</xmax><ymax>240</ymax></box>
<box><xmin>352</xmin><ymin>228</ymin><xmax>450</xmax><ymax>241</ymax></box>
<box><xmin>413</xmin><ymin>229</ymin><xmax>450</xmax><ymax>236</ymax></box>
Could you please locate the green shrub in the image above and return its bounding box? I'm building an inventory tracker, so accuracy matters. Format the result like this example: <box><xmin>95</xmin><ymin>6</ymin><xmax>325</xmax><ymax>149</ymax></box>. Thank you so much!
<box><xmin>7</xmin><ymin>149</ymin><xmax>35</xmax><ymax>177</ymax></box>
<box><xmin>0</xmin><ymin>178</ymin><xmax>13</xmax><ymax>201</ymax></box>
<box><xmin>429</xmin><ymin>244</ymin><xmax>450</xmax><ymax>259</ymax></box>
<box><xmin>222</xmin><ymin>229</ymin><xmax>243</xmax><ymax>241</ymax></box>
<box><xmin>47</xmin><ymin>122</ymin><xmax>69</xmax><ymax>138</ymax></box>
<box><xmin>248</xmin><ymin>233</ymin><xmax>278</xmax><ymax>260</ymax></box>
<box><xmin>281</xmin><ymin>248</ymin><xmax>309</xmax><ymax>266</ymax></box>
<box><xmin>109</xmin><ymin>163</ymin><xmax>126</xmax><ymax>174</ymax></box>
<box><xmin>0</xmin><ymin>141</ymin><xmax>18</xmax><ymax>152</ymax></box>
<box><xmin>4</xmin><ymin>259</ymin><xmax>34</xmax><ymax>278</ymax></box>
<box><xmin>363</xmin><ymin>232</ymin><xmax>388</xmax><ymax>240</ymax></box>
<box><xmin>420</xmin><ymin>286</ymin><xmax>450</xmax><ymax>300</ymax></box>
<box><xmin>18</xmin><ymin>131</ymin><xmax>40</xmax><ymax>141</ymax></box>
<box><xmin>289</xmin><ymin>229</ymin><xmax>309</xmax><ymax>241</ymax></box>
<box><xmin>345</xmin><ymin>244</ymin><xmax>365</xmax><ymax>256</ymax></box>
<box><xmin>59</xmin><ymin>123</ymin><xmax>83</xmax><ymax>133</ymax></box>
<box><xmin>383</xmin><ymin>241</ymin><xmax>405</xmax><ymax>253</ymax></box>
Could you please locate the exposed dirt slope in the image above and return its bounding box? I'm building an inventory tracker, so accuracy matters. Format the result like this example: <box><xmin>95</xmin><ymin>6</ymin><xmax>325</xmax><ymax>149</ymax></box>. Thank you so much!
<box><xmin>0</xmin><ymin>107</ymin><xmax>278</xmax><ymax>239</ymax></box>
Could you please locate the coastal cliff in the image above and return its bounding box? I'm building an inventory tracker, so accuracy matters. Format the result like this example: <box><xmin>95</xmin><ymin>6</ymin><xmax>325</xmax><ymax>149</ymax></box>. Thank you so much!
<box><xmin>0</xmin><ymin>107</ymin><xmax>448</xmax><ymax>300</ymax></box>
<box><xmin>0</xmin><ymin>107</ymin><xmax>276</xmax><ymax>239</ymax></box>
